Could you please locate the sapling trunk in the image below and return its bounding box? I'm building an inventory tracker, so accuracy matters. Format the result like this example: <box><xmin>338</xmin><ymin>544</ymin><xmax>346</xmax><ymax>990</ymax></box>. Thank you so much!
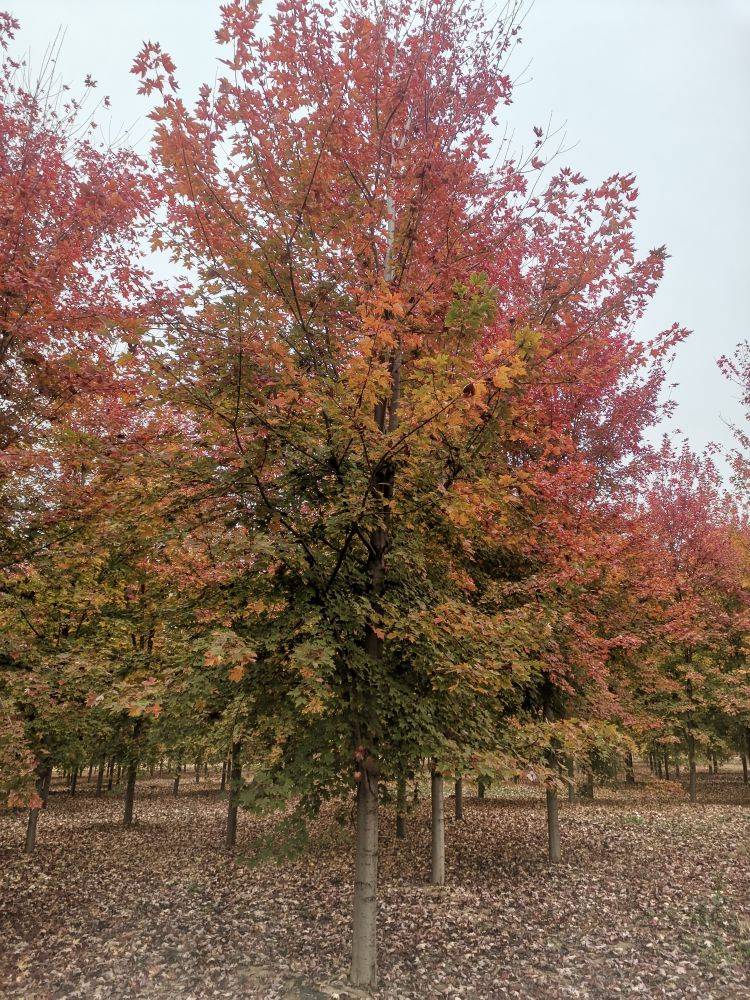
<box><xmin>106</xmin><ymin>757</ymin><xmax>115</xmax><ymax>791</ymax></box>
<box><xmin>454</xmin><ymin>777</ymin><xmax>463</xmax><ymax>820</ymax></box>
<box><xmin>567</xmin><ymin>758</ymin><xmax>576</xmax><ymax>803</ymax></box>
<box><xmin>123</xmin><ymin>761</ymin><xmax>137</xmax><ymax>827</ymax></box>
<box><xmin>24</xmin><ymin>764</ymin><xmax>52</xmax><ymax>854</ymax></box>
<box><xmin>395</xmin><ymin>775</ymin><xmax>406</xmax><ymax>840</ymax></box>
<box><xmin>477</xmin><ymin>777</ymin><xmax>486</xmax><ymax>800</ymax></box>
<box><xmin>625</xmin><ymin>751</ymin><xmax>635</xmax><ymax>784</ymax></box>
<box><xmin>581</xmin><ymin>772</ymin><xmax>594</xmax><ymax>799</ymax></box>
<box><xmin>69</xmin><ymin>768</ymin><xmax>77</xmax><ymax>796</ymax></box>
<box><xmin>546</xmin><ymin>786</ymin><xmax>561</xmax><ymax>862</ymax></box>
<box><xmin>663</xmin><ymin>752</ymin><xmax>670</xmax><ymax>781</ymax></box>
<box><xmin>712</xmin><ymin>753</ymin><xmax>719</xmax><ymax>774</ymax></box>
<box><xmin>350</xmin><ymin>772</ymin><xmax>378</xmax><ymax>991</ymax></box>
<box><xmin>123</xmin><ymin>721</ymin><xmax>142</xmax><ymax>827</ymax></box>
<box><xmin>430</xmin><ymin>768</ymin><xmax>445</xmax><ymax>886</ymax></box>
<box><xmin>95</xmin><ymin>757</ymin><xmax>105</xmax><ymax>797</ymax></box>
<box><xmin>742</xmin><ymin>753</ymin><xmax>748</xmax><ymax>785</ymax></box>
<box><xmin>226</xmin><ymin>741</ymin><xmax>242</xmax><ymax>849</ymax></box>
<box><xmin>87</xmin><ymin>762</ymin><xmax>94</xmax><ymax>783</ymax></box>
<box><xmin>687</xmin><ymin>735</ymin><xmax>697</xmax><ymax>802</ymax></box>
<box><xmin>173</xmin><ymin>758</ymin><xmax>182</xmax><ymax>796</ymax></box>
<box><xmin>220</xmin><ymin>759</ymin><xmax>227</xmax><ymax>792</ymax></box>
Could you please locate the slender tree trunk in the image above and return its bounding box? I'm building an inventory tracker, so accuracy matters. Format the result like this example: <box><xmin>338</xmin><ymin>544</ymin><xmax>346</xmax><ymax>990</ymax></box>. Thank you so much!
<box><xmin>477</xmin><ymin>777</ymin><xmax>486</xmax><ymax>800</ymax></box>
<box><xmin>115</xmin><ymin>762</ymin><xmax>122</xmax><ymax>785</ymax></box>
<box><xmin>663</xmin><ymin>752</ymin><xmax>670</xmax><ymax>781</ymax></box>
<box><xmin>220</xmin><ymin>759</ymin><xmax>227</xmax><ymax>792</ymax></box>
<box><xmin>656</xmin><ymin>754</ymin><xmax>663</xmax><ymax>779</ymax></box>
<box><xmin>226</xmin><ymin>741</ymin><xmax>242</xmax><ymax>849</ymax></box>
<box><xmin>580</xmin><ymin>772</ymin><xmax>594</xmax><ymax>799</ymax></box>
<box><xmin>675</xmin><ymin>756</ymin><xmax>680</xmax><ymax>778</ymax></box>
<box><xmin>350</xmin><ymin>772</ymin><xmax>378</xmax><ymax>991</ymax></box>
<box><xmin>194</xmin><ymin>759</ymin><xmax>200</xmax><ymax>783</ymax></box>
<box><xmin>173</xmin><ymin>758</ymin><xmax>182</xmax><ymax>796</ymax></box>
<box><xmin>546</xmin><ymin>785</ymin><xmax>561</xmax><ymax>862</ymax></box>
<box><xmin>69</xmin><ymin>767</ymin><xmax>78</xmax><ymax>796</ymax></box>
<box><xmin>87</xmin><ymin>761</ymin><xmax>94</xmax><ymax>783</ymax></box>
<box><xmin>454</xmin><ymin>777</ymin><xmax>463</xmax><ymax>820</ymax></box>
<box><xmin>123</xmin><ymin>721</ymin><xmax>142</xmax><ymax>828</ymax></box>
<box><xmin>712</xmin><ymin>753</ymin><xmax>719</xmax><ymax>774</ymax></box>
<box><xmin>395</xmin><ymin>775</ymin><xmax>406</xmax><ymax>840</ymax></box>
<box><xmin>625</xmin><ymin>751</ymin><xmax>635</xmax><ymax>784</ymax></box>
<box><xmin>567</xmin><ymin>762</ymin><xmax>575</xmax><ymax>804</ymax></box>
<box><xmin>95</xmin><ymin>757</ymin><xmax>105</xmax><ymax>797</ymax></box>
<box><xmin>742</xmin><ymin>752</ymin><xmax>748</xmax><ymax>786</ymax></box>
<box><xmin>106</xmin><ymin>757</ymin><xmax>115</xmax><ymax>791</ymax></box>
<box><xmin>430</xmin><ymin>768</ymin><xmax>445</xmax><ymax>886</ymax></box>
<box><xmin>24</xmin><ymin>764</ymin><xmax>52</xmax><ymax>854</ymax></box>
<box><xmin>687</xmin><ymin>734</ymin><xmax>697</xmax><ymax>802</ymax></box>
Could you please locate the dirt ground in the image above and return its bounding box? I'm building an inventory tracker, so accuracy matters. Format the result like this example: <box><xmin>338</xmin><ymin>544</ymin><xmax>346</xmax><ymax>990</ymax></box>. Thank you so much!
<box><xmin>1</xmin><ymin>768</ymin><xmax>749</xmax><ymax>999</ymax></box>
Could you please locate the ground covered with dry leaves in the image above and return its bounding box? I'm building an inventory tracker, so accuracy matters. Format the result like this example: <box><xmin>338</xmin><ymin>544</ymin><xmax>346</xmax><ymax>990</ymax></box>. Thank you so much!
<box><xmin>1</xmin><ymin>768</ymin><xmax>749</xmax><ymax>999</ymax></box>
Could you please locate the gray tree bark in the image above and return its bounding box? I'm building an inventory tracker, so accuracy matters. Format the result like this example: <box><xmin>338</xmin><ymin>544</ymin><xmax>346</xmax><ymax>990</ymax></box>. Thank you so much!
<box><xmin>546</xmin><ymin>786</ymin><xmax>561</xmax><ymax>863</ymax></box>
<box><xmin>24</xmin><ymin>763</ymin><xmax>52</xmax><ymax>854</ymax></box>
<box><xmin>395</xmin><ymin>775</ymin><xmax>406</xmax><ymax>839</ymax></box>
<box><xmin>226</xmin><ymin>741</ymin><xmax>242</xmax><ymax>849</ymax></box>
<box><xmin>454</xmin><ymin>777</ymin><xmax>463</xmax><ymax>820</ymax></box>
<box><xmin>350</xmin><ymin>772</ymin><xmax>378</xmax><ymax>991</ymax></box>
<box><xmin>430</xmin><ymin>768</ymin><xmax>445</xmax><ymax>886</ymax></box>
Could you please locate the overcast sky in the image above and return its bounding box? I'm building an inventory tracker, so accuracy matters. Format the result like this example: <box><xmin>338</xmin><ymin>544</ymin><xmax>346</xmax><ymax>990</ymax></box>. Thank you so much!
<box><xmin>10</xmin><ymin>0</ymin><xmax>750</xmax><ymax>469</ymax></box>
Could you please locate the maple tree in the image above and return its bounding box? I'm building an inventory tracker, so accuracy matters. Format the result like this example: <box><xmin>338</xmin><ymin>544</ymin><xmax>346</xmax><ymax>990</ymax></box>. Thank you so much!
<box><xmin>0</xmin><ymin>1</ymin><xmax>748</xmax><ymax>995</ymax></box>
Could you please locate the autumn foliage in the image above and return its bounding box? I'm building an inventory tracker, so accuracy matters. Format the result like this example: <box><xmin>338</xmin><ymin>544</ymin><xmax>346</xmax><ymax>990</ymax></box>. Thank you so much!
<box><xmin>1</xmin><ymin>1</ymin><xmax>748</xmax><ymax>992</ymax></box>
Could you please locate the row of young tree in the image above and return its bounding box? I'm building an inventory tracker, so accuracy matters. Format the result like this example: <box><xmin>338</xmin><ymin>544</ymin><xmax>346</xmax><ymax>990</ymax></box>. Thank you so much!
<box><xmin>1</xmin><ymin>0</ymin><xmax>749</xmax><ymax>989</ymax></box>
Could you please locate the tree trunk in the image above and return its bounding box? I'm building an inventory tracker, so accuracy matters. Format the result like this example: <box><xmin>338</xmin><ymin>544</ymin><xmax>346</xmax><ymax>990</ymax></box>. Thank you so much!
<box><xmin>687</xmin><ymin>734</ymin><xmax>697</xmax><ymax>802</ymax></box>
<box><xmin>675</xmin><ymin>756</ymin><xmax>680</xmax><ymax>778</ymax></box>
<box><xmin>194</xmin><ymin>759</ymin><xmax>200</xmax><ymax>783</ymax></box>
<box><xmin>625</xmin><ymin>751</ymin><xmax>635</xmax><ymax>784</ymax></box>
<box><xmin>430</xmin><ymin>768</ymin><xmax>445</xmax><ymax>886</ymax></box>
<box><xmin>395</xmin><ymin>775</ymin><xmax>406</xmax><ymax>840</ymax></box>
<box><xmin>24</xmin><ymin>764</ymin><xmax>52</xmax><ymax>854</ymax></box>
<box><xmin>567</xmin><ymin>758</ymin><xmax>576</xmax><ymax>803</ymax></box>
<box><xmin>580</xmin><ymin>772</ymin><xmax>594</xmax><ymax>799</ymax></box>
<box><xmin>123</xmin><ymin>761</ymin><xmax>137</xmax><ymax>827</ymax></box>
<box><xmin>95</xmin><ymin>757</ymin><xmax>105</xmax><ymax>797</ymax></box>
<box><xmin>350</xmin><ymin>772</ymin><xmax>378</xmax><ymax>991</ymax></box>
<box><xmin>546</xmin><ymin>785</ymin><xmax>561</xmax><ymax>862</ymax></box>
<box><xmin>454</xmin><ymin>777</ymin><xmax>463</xmax><ymax>820</ymax></box>
<box><xmin>220</xmin><ymin>759</ymin><xmax>227</xmax><ymax>792</ymax></box>
<box><xmin>87</xmin><ymin>761</ymin><xmax>94</xmax><ymax>783</ymax></box>
<box><xmin>69</xmin><ymin>767</ymin><xmax>78</xmax><ymax>796</ymax></box>
<box><xmin>663</xmin><ymin>752</ymin><xmax>670</xmax><ymax>781</ymax></box>
<box><xmin>477</xmin><ymin>777</ymin><xmax>486</xmax><ymax>800</ymax></box>
<box><xmin>106</xmin><ymin>757</ymin><xmax>115</xmax><ymax>791</ymax></box>
<box><xmin>173</xmin><ymin>758</ymin><xmax>182</xmax><ymax>797</ymax></box>
<box><xmin>742</xmin><ymin>752</ymin><xmax>748</xmax><ymax>786</ymax></box>
<box><xmin>115</xmin><ymin>762</ymin><xmax>122</xmax><ymax>785</ymax></box>
<box><xmin>712</xmin><ymin>753</ymin><xmax>719</xmax><ymax>774</ymax></box>
<box><xmin>226</xmin><ymin>741</ymin><xmax>242</xmax><ymax>849</ymax></box>
<box><xmin>656</xmin><ymin>754</ymin><xmax>663</xmax><ymax>779</ymax></box>
<box><xmin>123</xmin><ymin>721</ymin><xmax>142</xmax><ymax>828</ymax></box>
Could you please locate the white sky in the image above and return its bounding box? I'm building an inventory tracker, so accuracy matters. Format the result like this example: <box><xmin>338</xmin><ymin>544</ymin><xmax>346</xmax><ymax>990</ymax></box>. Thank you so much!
<box><xmin>10</xmin><ymin>0</ymin><xmax>750</xmax><ymax>468</ymax></box>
